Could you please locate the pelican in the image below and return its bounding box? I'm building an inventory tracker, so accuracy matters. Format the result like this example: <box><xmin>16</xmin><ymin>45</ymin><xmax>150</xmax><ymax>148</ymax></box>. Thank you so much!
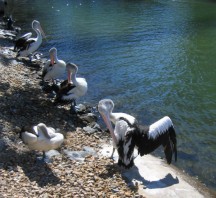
<box><xmin>98</xmin><ymin>99</ymin><xmax>177</xmax><ymax>168</ymax></box>
<box><xmin>20</xmin><ymin>123</ymin><xmax>64</xmax><ymax>161</ymax></box>
<box><xmin>42</xmin><ymin>47</ymin><xmax>66</xmax><ymax>82</ymax></box>
<box><xmin>54</xmin><ymin>63</ymin><xmax>88</xmax><ymax>113</ymax></box>
<box><xmin>15</xmin><ymin>20</ymin><xmax>46</xmax><ymax>60</ymax></box>
<box><xmin>98</xmin><ymin>99</ymin><xmax>136</xmax><ymax>158</ymax></box>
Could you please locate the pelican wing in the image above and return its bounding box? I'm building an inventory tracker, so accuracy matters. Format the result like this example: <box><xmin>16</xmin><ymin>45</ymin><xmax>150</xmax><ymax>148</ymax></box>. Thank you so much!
<box><xmin>46</xmin><ymin>127</ymin><xmax>57</xmax><ymax>139</ymax></box>
<box><xmin>19</xmin><ymin>32</ymin><xmax>32</xmax><ymax>40</ymax></box>
<box><xmin>20</xmin><ymin>126</ymin><xmax>39</xmax><ymax>137</ymax></box>
<box><xmin>42</xmin><ymin>61</ymin><xmax>52</xmax><ymax>78</ymax></box>
<box><xmin>17</xmin><ymin>38</ymin><xmax>35</xmax><ymax>52</ymax></box>
<box><xmin>21</xmin><ymin>132</ymin><xmax>38</xmax><ymax>144</ymax></box>
<box><xmin>14</xmin><ymin>33</ymin><xmax>33</xmax><ymax>51</ymax></box>
<box><xmin>25</xmin><ymin>38</ymin><xmax>36</xmax><ymax>50</ymax></box>
<box><xmin>20</xmin><ymin>126</ymin><xmax>39</xmax><ymax>144</ymax></box>
<box><xmin>62</xmin><ymin>83</ymin><xmax>76</xmax><ymax>95</ymax></box>
<box><xmin>55</xmin><ymin>83</ymin><xmax>76</xmax><ymax>102</ymax></box>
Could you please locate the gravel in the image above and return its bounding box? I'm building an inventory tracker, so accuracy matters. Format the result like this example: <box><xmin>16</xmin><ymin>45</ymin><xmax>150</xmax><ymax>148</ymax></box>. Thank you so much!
<box><xmin>0</xmin><ymin>21</ymin><xmax>145</xmax><ymax>198</ymax></box>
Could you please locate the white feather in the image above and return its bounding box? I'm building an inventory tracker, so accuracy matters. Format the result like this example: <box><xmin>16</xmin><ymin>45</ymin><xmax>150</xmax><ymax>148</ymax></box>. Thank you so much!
<box><xmin>43</xmin><ymin>48</ymin><xmax>66</xmax><ymax>81</ymax></box>
<box><xmin>148</xmin><ymin>116</ymin><xmax>173</xmax><ymax>139</ymax></box>
<box><xmin>18</xmin><ymin>20</ymin><xmax>45</xmax><ymax>57</ymax></box>
<box><xmin>114</xmin><ymin>120</ymin><xmax>134</xmax><ymax>165</ymax></box>
<box><xmin>21</xmin><ymin>123</ymin><xmax>64</xmax><ymax>152</ymax></box>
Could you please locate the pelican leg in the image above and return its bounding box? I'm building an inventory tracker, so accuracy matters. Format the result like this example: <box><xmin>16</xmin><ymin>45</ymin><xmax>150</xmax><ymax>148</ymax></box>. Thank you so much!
<box><xmin>36</xmin><ymin>151</ymin><xmax>46</xmax><ymax>164</ymax></box>
<box><xmin>43</xmin><ymin>151</ymin><xmax>46</xmax><ymax>159</ymax></box>
<box><xmin>36</xmin><ymin>151</ymin><xmax>52</xmax><ymax>164</ymax></box>
<box><xmin>32</xmin><ymin>51</ymin><xmax>39</xmax><ymax>59</ymax></box>
<box><xmin>28</xmin><ymin>54</ymin><xmax>33</xmax><ymax>62</ymax></box>
<box><xmin>73</xmin><ymin>99</ymin><xmax>77</xmax><ymax>107</ymax></box>
<box><xmin>70</xmin><ymin>99</ymin><xmax>77</xmax><ymax>114</ymax></box>
<box><xmin>110</xmin><ymin>147</ymin><xmax>115</xmax><ymax>159</ymax></box>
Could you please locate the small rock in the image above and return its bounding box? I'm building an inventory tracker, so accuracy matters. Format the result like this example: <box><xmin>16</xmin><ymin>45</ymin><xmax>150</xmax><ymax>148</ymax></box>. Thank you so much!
<box><xmin>83</xmin><ymin>126</ymin><xmax>97</xmax><ymax>134</ymax></box>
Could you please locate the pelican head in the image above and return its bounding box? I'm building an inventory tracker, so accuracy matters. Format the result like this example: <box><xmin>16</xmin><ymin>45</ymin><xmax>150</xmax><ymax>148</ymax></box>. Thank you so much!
<box><xmin>66</xmin><ymin>62</ymin><xmax>78</xmax><ymax>73</ymax></box>
<box><xmin>98</xmin><ymin>99</ymin><xmax>114</xmax><ymax>117</ymax></box>
<box><xmin>98</xmin><ymin>99</ymin><xmax>118</xmax><ymax>146</ymax></box>
<box><xmin>32</xmin><ymin>20</ymin><xmax>46</xmax><ymax>38</ymax></box>
<box><xmin>66</xmin><ymin>63</ymin><xmax>78</xmax><ymax>83</ymax></box>
<box><xmin>49</xmin><ymin>47</ymin><xmax>57</xmax><ymax>65</ymax></box>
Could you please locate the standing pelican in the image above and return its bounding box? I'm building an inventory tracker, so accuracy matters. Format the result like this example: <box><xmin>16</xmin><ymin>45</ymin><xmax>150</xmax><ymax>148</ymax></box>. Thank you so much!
<box><xmin>54</xmin><ymin>63</ymin><xmax>88</xmax><ymax>113</ymax></box>
<box><xmin>42</xmin><ymin>47</ymin><xmax>66</xmax><ymax>82</ymax></box>
<box><xmin>15</xmin><ymin>20</ymin><xmax>46</xmax><ymax>60</ymax></box>
<box><xmin>20</xmin><ymin>123</ymin><xmax>64</xmax><ymax>161</ymax></box>
<box><xmin>98</xmin><ymin>99</ymin><xmax>177</xmax><ymax>168</ymax></box>
<box><xmin>98</xmin><ymin>99</ymin><xmax>136</xmax><ymax>158</ymax></box>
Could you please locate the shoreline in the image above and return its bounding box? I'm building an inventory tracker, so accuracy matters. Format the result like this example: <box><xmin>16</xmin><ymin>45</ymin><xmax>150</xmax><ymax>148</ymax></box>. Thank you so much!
<box><xmin>0</xmin><ymin>18</ymin><xmax>216</xmax><ymax>197</ymax></box>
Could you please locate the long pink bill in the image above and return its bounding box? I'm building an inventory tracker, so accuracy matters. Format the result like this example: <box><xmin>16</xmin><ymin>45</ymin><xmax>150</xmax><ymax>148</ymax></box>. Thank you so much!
<box><xmin>101</xmin><ymin>114</ymin><xmax>118</xmax><ymax>146</ymax></box>
<box><xmin>39</xmin><ymin>26</ymin><xmax>47</xmax><ymax>41</ymax></box>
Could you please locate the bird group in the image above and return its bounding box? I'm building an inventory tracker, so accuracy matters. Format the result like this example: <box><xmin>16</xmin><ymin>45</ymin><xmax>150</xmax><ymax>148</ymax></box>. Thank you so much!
<box><xmin>15</xmin><ymin>20</ymin><xmax>88</xmax><ymax>161</ymax></box>
<box><xmin>16</xmin><ymin>19</ymin><xmax>177</xmax><ymax>168</ymax></box>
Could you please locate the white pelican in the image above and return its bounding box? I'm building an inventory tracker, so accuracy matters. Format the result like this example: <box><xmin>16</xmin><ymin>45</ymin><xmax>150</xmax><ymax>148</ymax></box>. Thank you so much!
<box><xmin>20</xmin><ymin>123</ymin><xmax>64</xmax><ymax>161</ymax></box>
<box><xmin>42</xmin><ymin>47</ymin><xmax>66</xmax><ymax>82</ymax></box>
<box><xmin>15</xmin><ymin>20</ymin><xmax>45</xmax><ymax>60</ymax></box>
<box><xmin>54</xmin><ymin>63</ymin><xmax>88</xmax><ymax>113</ymax></box>
<box><xmin>98</xmin><ymin>99</ymin><xmax>177</xmax><ymax>168</ymax></box>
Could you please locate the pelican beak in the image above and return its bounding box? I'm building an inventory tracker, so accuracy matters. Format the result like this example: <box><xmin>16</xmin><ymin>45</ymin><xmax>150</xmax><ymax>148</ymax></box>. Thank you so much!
<box><xmin>38</xmin><ymin>25</ymin><xmax>47</xmax><ymax>40</ymax></box>
<box><xmin>67</xmin><ymin>70</ymin><xmax>72</xmax><ymax>83</ymax></box>
<box><xmin>50</xmin><ymin>56</ymin><xmax>55</xmax><ymax>65</ymax></box>
<box><xmin>101</xmin><ymin>113</ymin><xmax>118</xmax><ymax>146</ymax></box>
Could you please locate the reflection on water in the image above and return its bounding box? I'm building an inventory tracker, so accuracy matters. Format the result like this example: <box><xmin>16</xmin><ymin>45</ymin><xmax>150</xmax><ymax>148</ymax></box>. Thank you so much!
<box><xmin>7</xmin><ymin>0</ymin><xmax>216</xmax><ymax>191</ymax></box>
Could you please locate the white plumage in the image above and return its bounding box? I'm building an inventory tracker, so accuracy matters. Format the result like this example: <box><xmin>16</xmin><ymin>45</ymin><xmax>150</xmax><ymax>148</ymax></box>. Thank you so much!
<box><xmin>54</xmin><ymin>63</ymin><xmax>88</xmax><ymax>113</ymax></box>
<box><xmin>148</xmin><ymin>116</ymin><xmax>173</xmax><ymax>139</ymax></box>
<box><xmin>42</xmin><ymin>47</ymin><xmax>66</xmax><ymax>82</ymax></box>
<box><xmin>98</xmin><ymin>99</ymin><xmax>177</xmax><ymax>168</ymax></box>
<box><xmin>114</xmin><ymin>120</ymin><xmax>133</xmax><ymax>165</ymax></box>
<box><xmin>55</xmin><ymin>63</ymin><xmax>87</xmax><ymax>100</ymax></box>
<box><xmin>98</xmin><ymin>99</ymin><xmax>136</xmax><ymax>158</ymax></box>
<box><xmin>20</xmin><ymin>123</ymin><xmax>64</xmax><ymax>159</ymax></box>
<box><xmin>16</xmin><ymin>20</ymin><xmax>45</xmax><ymax>58</ymax></box>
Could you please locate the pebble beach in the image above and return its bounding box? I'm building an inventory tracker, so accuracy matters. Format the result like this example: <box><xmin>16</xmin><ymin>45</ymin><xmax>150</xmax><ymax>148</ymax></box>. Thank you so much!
<box><xmin>0</xmin><ymin>20</ymin><xmax>143</xmax><ymax>197</ymax></box>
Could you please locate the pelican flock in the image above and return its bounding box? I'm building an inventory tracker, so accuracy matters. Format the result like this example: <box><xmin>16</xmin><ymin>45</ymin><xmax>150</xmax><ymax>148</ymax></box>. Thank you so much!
<box><xmin>12</xmin><ymin>17</ymin><xmax>177</xmax><ymax>171</ymax></box>
<box><xmin>98</xmin><ymin>99</ymin><xmax>177</xmax><ymax>168</ymax></box>
<box><xmin>14</xmin><ymin>20</ymin><xmax>45</xmax><ymax>60</ymax></box>
<box><xmin>42</xmin><ymin>47</ymin><xmax>66</xmax><ymax>83</ymax></box>
<box><xmin>20</xmin><ymin>123</ymin><xmax>64</xmax><ymax>161</ymax></box>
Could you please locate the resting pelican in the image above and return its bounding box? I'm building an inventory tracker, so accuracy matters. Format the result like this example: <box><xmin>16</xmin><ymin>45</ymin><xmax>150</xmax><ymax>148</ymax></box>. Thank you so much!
<box><xmin>98</xmin><ymin>99</ymin><xmax>177</xmax><ymax>168</ymax></box>
<box><xmin>42</xmin><ymin>47</ymin><xmax>66</xmax><ymax>83</ymax></box>
<box><xmin>15</xmin><ymin>20</ymin><xmax>45</xmax><ymax>60</ymax></box>
<box><xmin>54</xmin><ymin>63</ymin><xmax>88</xmax><ymax>113</ymax></box>
<box><xmin>20</xmin><ymin>123</ymin><xmax>64</xmax><ymax>161</ymax></box>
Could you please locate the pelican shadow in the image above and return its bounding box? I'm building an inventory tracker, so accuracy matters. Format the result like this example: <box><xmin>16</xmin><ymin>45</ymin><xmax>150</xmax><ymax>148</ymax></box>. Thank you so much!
<box><xmin>101</xmin><ymin>163</ymin><xmax>179</xmax><ymax>190</ymax></box>
<box><xmin>0</xmin><ymin>148</ymin><xmax>61</xmax><ymax>187</ymax></box>
<box><xmin>123</xmin><ymin>165</ymin><xmax>179</xmax><ymax>189</ymax></box>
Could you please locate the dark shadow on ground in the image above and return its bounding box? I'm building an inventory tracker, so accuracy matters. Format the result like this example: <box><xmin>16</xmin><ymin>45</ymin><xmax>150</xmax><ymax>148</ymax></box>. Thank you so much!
<box><xmin>0</xmin><ymin>148</ymin><xmax>61</xmax><ymax>187</ymax></box>
<box><xmin>101</xmin><ymin>163</ymin><xmax>179</xmax><ymax>191</ymax></box>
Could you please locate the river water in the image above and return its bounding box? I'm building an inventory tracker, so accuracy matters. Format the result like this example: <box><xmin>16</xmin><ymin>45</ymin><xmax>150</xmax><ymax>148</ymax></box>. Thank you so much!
<box><xmin>8</xmin><ymin>0</ymin><xmax>216</xmax><ymax>191</ymax></box>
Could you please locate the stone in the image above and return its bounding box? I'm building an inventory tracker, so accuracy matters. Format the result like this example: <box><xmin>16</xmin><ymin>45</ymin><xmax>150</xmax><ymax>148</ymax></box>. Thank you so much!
<box><xmin>83</xmin><ymin>126</ymin><xmax>97</xmax><ymax>134</ymax></box>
